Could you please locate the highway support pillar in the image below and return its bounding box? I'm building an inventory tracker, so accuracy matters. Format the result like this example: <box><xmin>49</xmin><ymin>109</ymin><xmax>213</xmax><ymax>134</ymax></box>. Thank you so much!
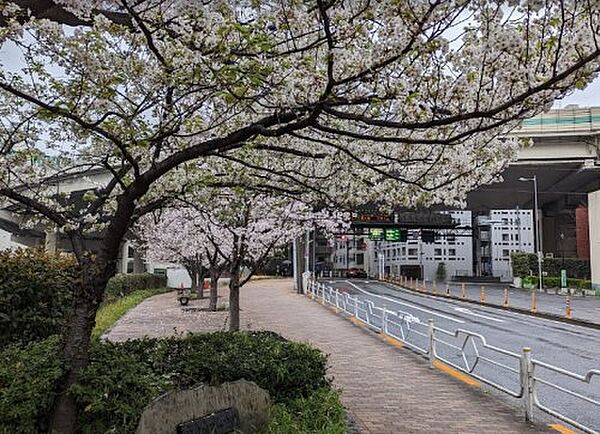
<box><xmin>589</xmin><ymin>190</ymin><xmax>600</xmax><ymax>294</ymax></box>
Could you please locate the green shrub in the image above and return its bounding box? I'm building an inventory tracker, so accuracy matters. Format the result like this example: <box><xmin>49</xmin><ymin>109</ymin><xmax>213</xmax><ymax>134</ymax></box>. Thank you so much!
<box><xmin>0</xmin><ymin>332</ymin><xmax>330</xmax><ymax>433</ymax></box>
<box><xmin>264</xmin><ymin>388</ymin><xmax>347</xmax><ymax>434</ymax></box>
<box><xmin>0</xmin><ymin>336</ymin><xmax>64</xmax><ymax>433</ymax></box>
<box><xmin>105</xmin><ymin>273</ymin><xmax>167</xmax><ymax>299</ymax></box>
<box><xmin>0</xmin><ymin>248</ymin><xmax>79</xmax><ymax>346</ymax></box>
<box><xmin>521</xmin><ymin>275</ymin><xmax>591</xmax><ymax>290</ymax></box>
<box><xmin>511</xmin><ymin>252</ymin><xmax>590</xmax><ymax>279</ymax></box>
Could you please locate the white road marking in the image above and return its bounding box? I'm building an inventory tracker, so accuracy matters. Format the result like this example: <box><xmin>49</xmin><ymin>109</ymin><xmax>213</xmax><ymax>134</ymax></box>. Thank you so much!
<box><xmin>454</xmin><ymin>307</ymin><xmax>505</xmax><ymax>323</ymax></box>
<box><xmin>345</xmin><ymin>280</ymin><xmax>465</xmax><ymax>324</ymax></box>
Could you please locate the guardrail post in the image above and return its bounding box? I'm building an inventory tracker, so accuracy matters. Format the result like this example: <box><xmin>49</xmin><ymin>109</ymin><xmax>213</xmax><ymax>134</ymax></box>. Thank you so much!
<box><xmin>445</xmin><ymin>283</ymin><xmax>450</xmax><ymax>296</ymax></box>
<box><xmin>480</xmin><ymin>285</ymin><xmax>486</xmax><ymax>304</ymax></box>
<box><xmin>503</xmin><ymin>288</ymin><xmax>509</xmax><ymax>307</ymax></box>
<box><xmin>335</xmin><ymin>289</ymin><xmax>340</xmax><ymax>311</ymax></box>
<box><xmin>461</xmin><ymin>283</ymin><xmax>467</xmax><ymax>299</ymax></box>
<box><xmin>382</xmin><ymin>308</ymin><xmax>389</xmax><ymax>335</ymax></box>
<box><xmin>520</xmin><ymin>347</ymin><xmax>534</xmax><ymax>422</ymax></box>
<box><xmin>432</xmin><ymin>280</ymin><xmax>437</xmax><ymax>295</ymax></box>
<box><xmin>428</xmin><ymin>319</ymin><xmax>436</xmax><ymax>369</ymax></box>
<box><xmin>565</xmin><ymin>293</ymin><xmax>572</xmax><ymax>319</ymax></box>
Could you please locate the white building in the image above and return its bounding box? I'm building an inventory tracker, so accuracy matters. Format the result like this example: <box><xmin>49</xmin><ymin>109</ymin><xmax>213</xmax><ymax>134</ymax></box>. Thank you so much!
<box><xmin>330</xmin><ymin>209</ymin><xmax>535</xmax><ymax>282</ymax></box>
<box><xmin>367</xmin><ymin>210</ymin><xmax>473</xmax><ymax>281</ymax></box>
<box><xmin>476</xmin><ymin>209</ymin><xmax>535</xmax><ymax>280</ymax></box>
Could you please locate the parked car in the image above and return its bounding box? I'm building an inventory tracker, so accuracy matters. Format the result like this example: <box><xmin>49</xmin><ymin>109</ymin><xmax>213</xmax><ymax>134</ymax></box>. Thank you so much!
<box><xmin>346</xmin><ymin>268</ymin><xmax>368</xmax><ymax>278</ymax></box>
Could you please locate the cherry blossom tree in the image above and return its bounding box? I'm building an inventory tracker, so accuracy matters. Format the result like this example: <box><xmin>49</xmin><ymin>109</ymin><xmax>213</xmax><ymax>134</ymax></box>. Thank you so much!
<box><xmin>138</xmin><ymin>208</ymin><xmax>227</xmax><ymax>308</ymax></box>
<box><xmin>137</xmin><ymin>210</ymin><xmax>208</xmax><ymax>297</ymax></box>
<box><xmin>143</xmin><ymin>191</ymin><xmax>347</xmax><ymax>330</ymax></box>
<box><xmin>0</xmin><ymin>1</ymin><xmax>599</xmax><ymax>431</ymax></box>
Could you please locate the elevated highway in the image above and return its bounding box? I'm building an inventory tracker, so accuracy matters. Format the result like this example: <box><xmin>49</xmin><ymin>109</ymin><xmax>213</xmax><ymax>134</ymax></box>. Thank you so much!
<box><xmin>468</xmin><ymin>105</ymin><xmax>600</xmax><ymax>290</ymax></box>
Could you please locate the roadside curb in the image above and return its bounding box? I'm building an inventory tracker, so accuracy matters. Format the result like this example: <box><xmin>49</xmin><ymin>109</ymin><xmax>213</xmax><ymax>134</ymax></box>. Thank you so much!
<box><xmin>379</xmin><ymin>279</ymin><xmax>600</xmax><ymax>331</ymax></box>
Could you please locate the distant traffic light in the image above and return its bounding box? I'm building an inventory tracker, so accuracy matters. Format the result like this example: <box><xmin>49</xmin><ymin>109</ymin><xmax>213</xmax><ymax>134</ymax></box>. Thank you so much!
<box><xmin>421</xmin><ymin>230</ymin><xmax>435</xmax><ymax>243</ymax></box>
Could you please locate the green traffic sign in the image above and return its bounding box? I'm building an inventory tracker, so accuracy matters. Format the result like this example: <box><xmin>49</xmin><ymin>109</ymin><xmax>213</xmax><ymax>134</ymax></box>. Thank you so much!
<box><xmin>385</xmin><ymin>228</ymin><xmax>407</xmax><ymax>242</ymax></box>
<box><xmin>368</xmin><ymin>228</ymin><xmax>384</xmax><ymax>241</ymax></box>
<box><xmin>561</xmin><ymin>269</ymin><xmax>567</xmax><ymax>288</ymax></box>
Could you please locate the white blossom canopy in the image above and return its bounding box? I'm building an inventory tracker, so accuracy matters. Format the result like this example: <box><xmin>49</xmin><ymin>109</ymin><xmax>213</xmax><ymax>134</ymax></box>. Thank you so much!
<box><xmin>0</xmin><ymin>0</ymin><xmax>598</xmax><ymax>250</ymax></box>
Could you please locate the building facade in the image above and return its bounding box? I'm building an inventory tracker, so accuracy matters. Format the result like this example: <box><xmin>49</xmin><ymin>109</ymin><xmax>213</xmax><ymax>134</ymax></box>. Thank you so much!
<box><xmin>328</xmin><ymin>209</ymin><xmax>535</xmax><ymax>282</ymax></box>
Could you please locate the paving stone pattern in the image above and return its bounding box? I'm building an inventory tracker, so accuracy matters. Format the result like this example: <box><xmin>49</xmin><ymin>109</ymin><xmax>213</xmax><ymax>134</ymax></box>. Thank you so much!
<box><xmin>107</xmin><ymin>279</ymin><xmax>550</xmax><ymax>433</ymax></box>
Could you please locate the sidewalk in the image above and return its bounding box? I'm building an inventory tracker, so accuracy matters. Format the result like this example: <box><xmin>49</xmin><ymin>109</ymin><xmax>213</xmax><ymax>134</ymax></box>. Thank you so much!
<box><xmin>107</xmin><ymin>279</ymin><xmax>548</xmax><ymax>433</ymax></box>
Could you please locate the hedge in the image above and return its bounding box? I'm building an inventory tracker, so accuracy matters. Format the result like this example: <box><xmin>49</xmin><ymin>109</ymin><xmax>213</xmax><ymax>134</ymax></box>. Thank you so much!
<box><xmin>511</xmin><ymin>252</ymin><xmax>590</xmax><ymax>279</ymax></box>
<box><xmin>0</xmin><ymin>248</ymin><xmax>79</xmax><ymax>346</ymax></box>
<box><xmin>105</xmin><ymin>273</ymin><xmax>168</xmax><ymax>300</ymax></box>
<box><xmin>0</xmin><ymin>331</ymin><xmax>332</xmax><ymax>433</ymax></box>
<box><xmin>521</xmin><ymin>275</ymin><xmax>592</xmax><ymax>290</ymax></box>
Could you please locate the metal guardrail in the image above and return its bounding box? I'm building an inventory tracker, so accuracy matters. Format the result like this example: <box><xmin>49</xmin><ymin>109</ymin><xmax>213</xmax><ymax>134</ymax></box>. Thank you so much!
<box><xmin>307</xmin><ymin>280</ymin><xmax>600</xmax><ymax>434</ymax></box>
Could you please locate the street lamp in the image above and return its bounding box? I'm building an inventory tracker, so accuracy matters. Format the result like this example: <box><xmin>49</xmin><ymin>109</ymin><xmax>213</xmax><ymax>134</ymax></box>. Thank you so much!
<box><xmin>518</xmin><ymin>176</ymin><xmax>543</xmax><ymax>295</ymax></box>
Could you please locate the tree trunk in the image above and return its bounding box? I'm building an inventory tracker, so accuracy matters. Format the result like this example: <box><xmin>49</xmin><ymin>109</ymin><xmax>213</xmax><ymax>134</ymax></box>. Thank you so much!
<box><xmin>49</xmin><ymin>266</ymin><xmax>108</xmax><ymax>433</ymax></box>
<box><xmin>229</xmin><ymin>274</ymin><xmax>240</xmax><ymax>331</ymax></box>
<box><xmin>209</xmin><ymin>271</ymin><xmax>218</xmax><ymax>311</ymax></box>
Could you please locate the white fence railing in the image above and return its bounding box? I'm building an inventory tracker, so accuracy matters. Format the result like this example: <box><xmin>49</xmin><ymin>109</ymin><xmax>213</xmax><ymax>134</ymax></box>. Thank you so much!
<box><xmin>307</xmin><ymin>280</ymin><xmax>600</xmax><ymax>434</ymax></box>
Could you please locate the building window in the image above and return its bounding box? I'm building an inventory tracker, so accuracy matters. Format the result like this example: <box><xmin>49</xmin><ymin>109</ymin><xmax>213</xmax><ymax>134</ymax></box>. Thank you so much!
<box><xmin>448</xmin><ymin>248</ymin><xmax>456</xmax><ymax>256</ymax></box>
<box><xmin>502</xmin><ymin>234</ymin><xmax>509</xmax><ymax>241</ymax></box>
<box><xmin>408</xmin><ymin>248</ymin><xmax>418</xmax><ymax>256</ymax></box>
<box><xmin>434</xmin><ymin>248</ymin><xmax>442</xmax><ymax>256</ymax></box>
<box><xmin>502</xmin><ymin>249</ymin><xmax>510</xmax><ymax>257</ymax></box>
<box><xmin>356</xmin><ymin>253</ymin><xmax>364</xmax><ymax>265</ymax></box>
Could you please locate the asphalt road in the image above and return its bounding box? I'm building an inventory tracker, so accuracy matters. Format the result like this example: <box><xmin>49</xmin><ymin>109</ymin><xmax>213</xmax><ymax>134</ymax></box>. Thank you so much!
<box><xmin>423</xmin><ymin>281</ymin><xmax>600</xmax><ymax>324</ymax></box>
<box><xmin>322</xmin><ymin>278</ymin><xmax>600</xmax><ymax>433</ymax></box>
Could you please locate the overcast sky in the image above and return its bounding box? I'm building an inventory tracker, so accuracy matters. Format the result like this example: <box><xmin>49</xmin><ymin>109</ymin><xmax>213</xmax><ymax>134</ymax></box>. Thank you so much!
<box><xmin>553</xmin><ymin>77</ymin><xmax>600</xmax><ymax>108</ymax></box>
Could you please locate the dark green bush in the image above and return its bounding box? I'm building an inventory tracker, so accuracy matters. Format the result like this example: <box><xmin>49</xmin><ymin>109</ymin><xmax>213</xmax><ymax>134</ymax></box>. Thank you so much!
<box><xmin>0</xmin><ymin>331</ymin><xmax>330</xmax><ymax>434</ymax></box>
<box><xmin>0</xmin><ymin>248</ymin><xmax>79</xmax><ymax>346</ymax></box>
<box><xmin>0</xmin><ymin>336</ymin><xmax>64</xmax><ymax>433</ymax></box>
<box><xmin>105</xmin><ymin>273</ymin><xmax>167</xmax><ymax>299</ymax></box>
<box><xmin>511</xmin><ymin>252</ymin><xmax>590</xmax><ymax>279</ymax></box>
<box><xmin>522</xmin><ymin>275</ymin><xmax>591</xmax><ymax>290</ymax></box>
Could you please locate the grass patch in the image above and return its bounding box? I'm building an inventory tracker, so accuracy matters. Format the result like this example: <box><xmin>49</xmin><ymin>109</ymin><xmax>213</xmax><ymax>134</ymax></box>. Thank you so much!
<box><xmin>92</xmin><ymin>288</ymin><xmax>169</xmax><ymax>339</ymax></box>
<box><xmin>264</xmin><ymin>388</ymin><xmax>347</xmax><ymax>434</ymax></box>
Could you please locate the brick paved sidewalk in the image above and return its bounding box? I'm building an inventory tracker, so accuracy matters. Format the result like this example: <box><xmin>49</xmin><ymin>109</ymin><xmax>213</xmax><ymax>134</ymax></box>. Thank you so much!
<box><xmin>106</xmin><ymin>279</ymin><xmax>549</xmax><ymax>433</ymax></box>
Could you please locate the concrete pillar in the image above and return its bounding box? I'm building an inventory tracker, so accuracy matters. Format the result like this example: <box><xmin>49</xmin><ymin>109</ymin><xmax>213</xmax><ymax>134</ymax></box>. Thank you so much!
<box><xmin>589</xmin><ymin>190</ymin><xmax>600</xmax><ymax>291</ymax></box>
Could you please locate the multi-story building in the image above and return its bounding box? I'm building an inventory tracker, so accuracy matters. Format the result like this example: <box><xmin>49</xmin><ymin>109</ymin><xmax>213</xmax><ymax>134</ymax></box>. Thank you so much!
<box><xmin>475</xmin><ymin>209</ymin><xmax>535</xmax><ymax>280</ymax></box>
<box><xmin>330</xmin><ymin>234</ymin><xmax>370</xmax><ymax>275</ymax></box>
<box><xmin>329</xmin><ymin>209</ymin><xmax>535</xmax><ymax>282</ymax></box>
<box><xmin>366</xmin><ymin>210</ymin><xmax>473</xmax><ymax>281</ymax></box>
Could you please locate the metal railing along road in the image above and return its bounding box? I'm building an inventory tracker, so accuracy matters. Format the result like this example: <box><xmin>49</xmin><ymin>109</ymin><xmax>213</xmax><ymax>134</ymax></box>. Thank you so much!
<box><xmin>307</xmin><ymin>280</ymin><xmax>600</xmax><ymax>434</ymax></box>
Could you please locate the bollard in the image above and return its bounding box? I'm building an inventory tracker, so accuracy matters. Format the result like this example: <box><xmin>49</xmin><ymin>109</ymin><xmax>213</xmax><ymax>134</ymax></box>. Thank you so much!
<box><xmin>480</xmin><ymin>285</ymin><xmax>486</xmax><ymax>304</ymax></box>
<box><xmin>428</xmin><ymin>319</ymin><xmax>436</xmax><ymax>369</ymax></box>
<box><xmin>445</xmin><ymin>283</ymin><xmax>450</xmax><ymax>296</ymax></box>
<box><xmin>531</xmin><ymin>290</ymin><xmax>537</xmax><ymax>313</ymax></box>
<box><xmin>416</xmin><ymin>279</ymin><xmax>420</xmax><ymax>291</ymax></box>
<box><xmin>461</xmin><ymin>282</ymin><xmax>467</xmax><ymax>299</ymax></box>
<box><xmin>432</xmin><ymin>280</ymin><xmax>437</xmax><ymax>295</ymax></box>
<box><xmin>520</xmin><ymin>347</ymin><xmax>534</xmax><ymax>422</ymax></box>
<box><xmin>503</xmin><ymin>288</ymin><xmax>509</xmax><ymax>307</ymax></box>
<box><xmin>566</xmin><ymin>293</ymin><xmax>572</xmax><ymax>319</ymax></box>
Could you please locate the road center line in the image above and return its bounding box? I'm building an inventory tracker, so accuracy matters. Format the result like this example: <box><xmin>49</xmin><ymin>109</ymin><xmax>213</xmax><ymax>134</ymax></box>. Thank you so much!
<box><xmin>344</xmin><ymin>280</ymin><xmax>465</xmax><ymax>324</ymax></box>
